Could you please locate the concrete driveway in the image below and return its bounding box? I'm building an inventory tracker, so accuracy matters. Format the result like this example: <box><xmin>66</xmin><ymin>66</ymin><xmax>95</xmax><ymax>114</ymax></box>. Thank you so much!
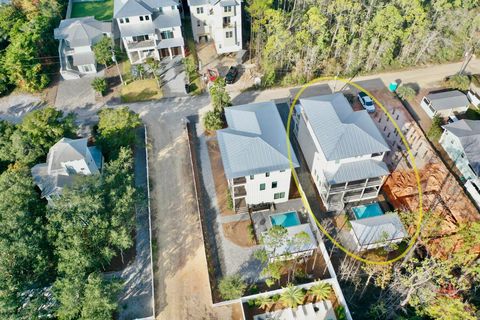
<box><xmin>55</xmin><ymin>77</ymin><xmax>97</xmax><ymax>110</ymax></box>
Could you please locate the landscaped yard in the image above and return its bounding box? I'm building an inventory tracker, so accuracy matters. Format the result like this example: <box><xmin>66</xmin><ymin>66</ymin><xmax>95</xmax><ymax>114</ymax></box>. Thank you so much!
<box><xmin>121</xmin><ymin>79</ymin><xmax>163</xmax><ymax>103</ymax></box>
<box><xmin>71</xmin><ymin>0</ymin><xmax>113</xmax><ymax>21</ymax></box>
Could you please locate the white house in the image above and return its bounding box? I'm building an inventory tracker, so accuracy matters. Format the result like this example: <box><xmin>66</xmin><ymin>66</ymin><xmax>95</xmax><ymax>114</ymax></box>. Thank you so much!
<box><xmin>439</xmin><ymin>119</ymin><xmax>480</xmax><ymax>207</ymax></box>
<box><xmin>217</xmin><ymin>101</ymin><xmax>299</xmax><ymax>212</ymax></box>
<box><xmin>420</xmin><ymin>90</ymin><xmax>470</xmax><ymax>118</ymax></box>
<box><xmin>293</xmin><ymin>93</ymin><xmax>391</xmax><ymax>211</ymax></box>
<box><xmin>254</xmin><ymin>300</ymin><xmax>336</xmax><ymax>320</ymax></box>
<box><xmin>31</xmin><ymin>138</ymin><xmax>103</xmax><ymax>201</ymax></box>
<box><xmin>187</xmin><ymin>0</ymin><xmax>242</xmax><ymax>54</ymax></box>
<box><xmin>54</xmin><ymin>17</ymin><xmax>112</xmax><ymax>80</ymax></box>
<box><xmin>350</xmin><ymin>213</ymin><xmax>407</xmax><ymax>251</ymax></box>
<box><xmin>114</xmin><ymin>0</ymin><xmax>185</xmax><ymax>64</ymax></box>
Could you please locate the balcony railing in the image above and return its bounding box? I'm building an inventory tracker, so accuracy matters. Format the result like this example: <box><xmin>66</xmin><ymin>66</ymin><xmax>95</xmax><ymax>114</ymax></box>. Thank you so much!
<box><xmin>126</xmin><ymin>39</ymin><xmax>155</xmax><ymax>50</ymax></box>
<box><xmin>223</xmin><ymin>22</ymin><xmax>233</xmax><ymax>28</ymax></box>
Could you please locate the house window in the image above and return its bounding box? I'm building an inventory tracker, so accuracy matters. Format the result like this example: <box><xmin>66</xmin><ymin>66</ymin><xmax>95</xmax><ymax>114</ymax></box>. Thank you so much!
<box><xmin>125</xmin><ymin>18</ymin><xmax>130</xmax><ymax>23</ymax></box>
<box><xmin>197</xmin><ymin>7</ymin><xmax>204</xmax><ymax>14</ymax></box>
<box><xmin>203</xmin><ymin>21</ymin><xmax>207</xmax><ymax>26</ymax></box>
<box><xmin>145</xmin><ymin>15</ymin><xmax>150</xmax><ymax>20</ymax></box>
<box><xmin>260</xmin><ymin>183</ymin><xmax>266</xmax><ymax>191</ymax></box>
<box><xmin>280</xmin><ymin>169</ymin><xmax>285</xmax><ymax>172</ymax></box>
<box><xmin>265</xmin><ymin>172</ymin><xmax>270</xmax><ymax>177</ymax></box>
<box><xmin>274</xmin><ymin>192</ymin><xmax>285</xmax><ymax>199</ymax></box>
<box><xmin>160</xmin><ymin>31</ymin><xmax>174</xmax><ymax>39</ymax></box>
<box><xmin>197</xmin><ymin>20</ymin><xmax>201</xmax><ymax>27</ymax></box>
<box><xmin>159</xmin><ymin>7</ymin><xmax>163</xmax><ymax>14</ymax></box>
<box><xmin>272</xmin><ymin>181</ymin><xmax>277</xmax><ymax>188</ymax></box>
<box><xmin>140</xmin><ymin>16</ymin><xmax>144</xmax><ymax>21</ymax></box>
<box><xmin>250</xmin><ymin>175</ymin><xmax>254</xmax><ymax>180</ymax></box>
<box><xmin>171</xmin><ymin>5</ymin><xmax>175</xmax><ymax>10</ymax></box>
<box><xmin>119</xmin><ymin>18</ymin><xmax>124</xmax><ymax>24</ymax></box>
<box><xmin>223</xmin><ymin>17</ymin><xmax>231</xmax><ymax>26</ymax></box>
<box><xmin>226</xmin><ymin>31</ymin><xmax>233</xmax><ymax>38</ymax></box>
<box><xmin>224</xmin><ymin>5</ymin><xmax>232</xmax><ymax>12</ymax></box>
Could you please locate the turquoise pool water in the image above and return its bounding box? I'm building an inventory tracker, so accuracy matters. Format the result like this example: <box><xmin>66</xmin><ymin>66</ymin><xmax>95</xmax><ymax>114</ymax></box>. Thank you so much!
<box><xmin>352</xmin><ymin>203</ymin><xmax>384</xmax><ymax>219</ymax></box>
<box><xmin>270</xmin><ymin>211</ymin><xmax>300</xmax><ymax>228</ymax></box>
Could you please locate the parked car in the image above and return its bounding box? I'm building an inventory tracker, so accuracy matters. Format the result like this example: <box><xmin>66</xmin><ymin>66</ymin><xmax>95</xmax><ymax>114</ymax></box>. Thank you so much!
<box><xmin>225</xmin><ymin>66</ymin><xmax>239</xmax><ymax>84</ymax></box>
<box><xmin>357</xmin><ymin>92</ymin><xmax>375</xmax><ymax>113</ymax></box>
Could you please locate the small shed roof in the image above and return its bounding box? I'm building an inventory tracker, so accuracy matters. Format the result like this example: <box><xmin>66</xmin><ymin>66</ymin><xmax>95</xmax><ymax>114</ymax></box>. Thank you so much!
<box><xmin>350</xmin><ymin>213</ymin><xmax>407</xmax><ymax>247</ymax></box>
<box><xmin>425</xmin><ymin>90</ymin><xmax>470</xmax><ymax>111</ymax></box>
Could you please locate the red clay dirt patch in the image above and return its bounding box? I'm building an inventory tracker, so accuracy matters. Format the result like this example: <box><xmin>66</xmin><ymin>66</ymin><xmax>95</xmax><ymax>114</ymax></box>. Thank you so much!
<box><xmin>207</xmin><ymin>136</ymin><xmax>235</xmax><ymax>216</ymax></box>
<box><xmin>222</xmin><ymin>220</ymin><xmax>256</xmax><ymax>247</ymax></box>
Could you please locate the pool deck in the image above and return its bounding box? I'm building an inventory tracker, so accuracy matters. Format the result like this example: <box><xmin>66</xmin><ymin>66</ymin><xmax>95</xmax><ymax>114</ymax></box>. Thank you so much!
<box><xmin>251</xmin><ymin>198</ymin><xmax>308</xmax><ymax>240</ymax></box>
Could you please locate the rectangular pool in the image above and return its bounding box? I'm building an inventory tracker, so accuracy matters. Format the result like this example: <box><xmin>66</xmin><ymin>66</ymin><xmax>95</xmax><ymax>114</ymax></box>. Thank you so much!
<box><xmin>352</xmin><ymin>203</ymin><xmax>384</xmax><ymax>219</ymax></box>
<box><xmin>270</xmin><ymin>211</ymin><xmax>300</xmax><ymax>228</ymax></box>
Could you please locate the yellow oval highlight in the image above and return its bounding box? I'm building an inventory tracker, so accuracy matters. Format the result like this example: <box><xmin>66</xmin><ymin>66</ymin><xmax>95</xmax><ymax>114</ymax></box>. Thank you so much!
<box><xmin>286</xmin><ymin>77</ymin><xmax>423</xmax><ymax>265</ymax></box>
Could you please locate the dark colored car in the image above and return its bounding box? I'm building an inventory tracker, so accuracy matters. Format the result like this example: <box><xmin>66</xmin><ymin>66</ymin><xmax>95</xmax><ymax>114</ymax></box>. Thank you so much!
<box><xmin>225</xmin><ymin>66</ymin><xmax>239</xmax><ymax>84</ymax></box>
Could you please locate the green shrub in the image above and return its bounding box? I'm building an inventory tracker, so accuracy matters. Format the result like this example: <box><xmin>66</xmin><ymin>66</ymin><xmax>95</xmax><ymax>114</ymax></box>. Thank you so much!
<box><xmin>203</xmin><ymin>110</ymin><xmax>223</xmax><ymax>131</ymax></box>
<box><xmin>396</xmin><ymin>85</ymin><xmax>416</xmax><ymax>100</ymax></box>
<box><xmin>226</xmin><ymin>189</ymin><xmax>233</xmax><ymax>210</ymax></box>
<box><xmin>218</xmin><ymin>275</ymin><xmax>246</xmax><ymax>300</ymax></box>
<box><xmin>444</xmin><ymin>74</ymin><xmax>470</xmax><ymax>91</ymax></box>
<box><xmin>427</xmin><ymin>114</ymin><xmax>444</xmax><ymax>141</ymax></box>
<box><xmin>92</xmin><ymin>77</ymin><xmax>107</xmax><ymax>96</ymax></box>
<box><xmin>336</xmin><ymin>305</ymin><xmax>347</xmax><ymax>320</ymax></box>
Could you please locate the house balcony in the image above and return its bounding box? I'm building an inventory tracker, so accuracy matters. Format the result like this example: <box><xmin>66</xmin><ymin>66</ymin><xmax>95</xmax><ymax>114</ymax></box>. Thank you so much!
<box><xmin>223</xmin><ymin>22</ymin><xmax>233</xmax><ymax>28</ymax></box>
<box><xmin>233</xmin><ymin>177</ymin><xmax>246</xmax><ymax>185</ymax></box>
<box><xmin>233</xmin><ymin>186</ymin><xmax>247</xmax><ymax>198</ymax></box>
<box><xmin>126</xmin><ymin>39</ymin><xmax>156</xmax><ymax>50</ymax></box>
<box><xmin>344</xmin><ymin>191</ymin><xmax>378</xmax><ymax>202</ymax></box>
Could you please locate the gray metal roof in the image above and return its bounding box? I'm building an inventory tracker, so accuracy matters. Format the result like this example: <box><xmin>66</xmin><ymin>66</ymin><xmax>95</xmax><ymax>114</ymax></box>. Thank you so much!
<box><xmin>325</xmin><ymin>159</ymin><xmax>389</xmax><ymax>184</ymax></box>
<box><xmin>217</xmin><ymin>102</ymin><xmax>299</xmax><ymax>179</ymax></box>
<box><xmin>263</xmin><ymin>224</ymin><xmax>317</xmax><ymax>258</ymax></box>
<box><xmin>47</xmin><ymin>138</ymin><xmax>90</xmax><ymax>172</ymax></box>
<box><xmin>425</xmin><ymin>90</ymin><xmax>470</xmax><ymax>111</ymax></box>
<box><xmin>115</xmin><ymin>0</ymin><xmax>179</xmax><ymax>18</ymax></box>
<box><xmin>157</xmin><ymin>36</ymin><xmax>184</xmax><ymax>49</ymax></box>
<box><xmin>350</xmin><ymin>213</ymin><xmax>407</xmax><ymax>247</ymax></box>
<box><xmin>299</xmin><ymin>93</ymin><xmax>390</xmax><ymax>161</ymax></box>
<box><xmin>118</xmin><ymin>21</ymin><xmax>155</xmax><ymax>37</ymax></box>
<box><xmin>54</xmin><ymin>17</ymin><xmax>111</xmax><ymax>47</ymax></box>
<box><xmin>443</xmin><ymin>119</ymin><xmax>480</xmax><ymax>177</ymax></box>
<box><xmin>73</xmin><ymin>52</ymin><xmax>96</xmax><ymax>66</ymax></box>
<box><xmin>154</xmin><ymin>10</ymin><xmax>181</xmax><ymax>28</ymax></box>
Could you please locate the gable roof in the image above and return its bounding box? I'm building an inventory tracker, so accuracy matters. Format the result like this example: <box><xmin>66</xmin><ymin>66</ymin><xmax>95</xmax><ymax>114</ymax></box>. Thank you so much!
<box><xmin>426</xmin><ymin>90</ymin><xmax>470</xmax><ymax>111</ymax></box>
<box><xmin>114</xmin><ymin>0</ymin><xmax>178</xmax><ymax>18</ymax></box>
<box><xmin>217</xmin><ymin>102</ymin><xmax>299</xmax><ymax>179</ymax></box>
<box><xmin>47</xmin><ymin>138</ymin><xmax>92</xmax><ymax>172</ymax></box>
<box><xmin>350</xmin><ymin>213</ymin><xmax>407</xmax><ymax>247</ymax></box>
<box><xmin>443</xmin><ymin>119</ymin><xmax>480</xmax><ymax>176</ymax></box>
<box><xmin>54</xmin><ymin>17</ymin><xmax>111</xmax><ymax>47</ymax></box>
<box><xmin>325</xmin><ymin>159</ymin><xmax>389</xmax><ymax>184</ymax></box>
<box><xmin>299</xmin><ymin>93</ymin><xmax>390</xmax><ymax>161</ymax></box>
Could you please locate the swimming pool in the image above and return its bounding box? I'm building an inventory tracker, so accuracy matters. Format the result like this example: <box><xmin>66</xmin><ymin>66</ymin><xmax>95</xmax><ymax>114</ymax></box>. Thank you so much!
<box><xmin>352</xmin><ymin>203</ymin><xmax>384</xmax><ymax>219</ymax></box>
<box><xmin>270</xmin><ymin>211</ymin><xmax>300</xmax><ymax>228</ymax></box>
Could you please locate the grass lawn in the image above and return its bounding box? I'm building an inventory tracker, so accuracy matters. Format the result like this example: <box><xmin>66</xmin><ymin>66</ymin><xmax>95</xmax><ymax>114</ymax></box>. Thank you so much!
<box><xmin>71</xmin><ymin>0</ymin><xmax>114</xmax><ymax>21</ymax></box>
<box><xmin>121</xmin><ymin>79</ymin><xmax>163</xmax><ymax>103</ymax></box>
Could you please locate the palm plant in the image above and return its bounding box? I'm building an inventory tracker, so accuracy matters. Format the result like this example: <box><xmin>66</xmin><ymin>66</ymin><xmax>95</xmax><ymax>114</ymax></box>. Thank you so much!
<box><xmin>279</xmin><ymin>283</ymin><xmax>305</xmax><ymax>309</ymax></box>
<box><xmin>309</xmin><ymin>281</ymin><xmax>332</xmax><ymax>302</ymax></box>
<box><xmin>255</xmin><ymin>295</ymin><xmax>273</xmax><ymax>311</ymax></box>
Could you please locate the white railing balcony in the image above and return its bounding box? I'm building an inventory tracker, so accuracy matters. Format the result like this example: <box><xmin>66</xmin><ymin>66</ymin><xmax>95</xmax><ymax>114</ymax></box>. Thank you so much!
<box><xmin>126</xmin><ymin>39</ymin><xmax>155</xmax><ymax>50</ymax></box>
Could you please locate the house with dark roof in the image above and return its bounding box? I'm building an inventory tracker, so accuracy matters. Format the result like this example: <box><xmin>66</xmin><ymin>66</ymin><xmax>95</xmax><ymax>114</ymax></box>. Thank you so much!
<box><xmin>420</xmin><ymin>90</ymin><xmax>470</xmax><ymax>118</ymax></box>
<box><xmin>31</xmin><ymin>138</ymin><xmax>103</xmax><ymax>201</ymax></box>
<box><xmin>217</xmin><ymin>101</ymin><xmax>299</xmax><ymax>212</ymax></box>
<box><xmin>440</xmin><ymin>119</ymin><xmax>480</xmax><ymax>207</ymax></box>
<box><xmin>54</xmin><ymin>17</ymin><xmax>112</xmax><ymax>80</ymax></box>
<box><xmin>114</xmin><ymin>0</ymin><xmax>185</xmax><ymax>64</ymax></box>
<box><xmin>293</xmin><ymin>93</ymin><xmax>391</xmax><ymax>210</ymax></box>
<box><xmin>187</xmin><ymin>0</ymin><xmax>242</xmax><ymax>54</ymax></box>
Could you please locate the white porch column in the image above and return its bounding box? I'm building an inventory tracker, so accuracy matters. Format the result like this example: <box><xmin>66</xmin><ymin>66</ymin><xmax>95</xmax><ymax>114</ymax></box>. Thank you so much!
<box><xmin>168</xmin><ymin>47</ymin><xmax>173</xmax><ymax>59</ymax></box>
<box><xmin>181</xmin><ymin>45</ymin><xmax>185</xmax><ymax>57</ymax></box>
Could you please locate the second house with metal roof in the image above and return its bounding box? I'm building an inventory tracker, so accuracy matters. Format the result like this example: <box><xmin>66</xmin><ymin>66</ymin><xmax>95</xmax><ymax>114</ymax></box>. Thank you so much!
<box><xmin>114</xmin><ymin>0</ymin><xmax>185</xmax><ymax>64</ymax></box>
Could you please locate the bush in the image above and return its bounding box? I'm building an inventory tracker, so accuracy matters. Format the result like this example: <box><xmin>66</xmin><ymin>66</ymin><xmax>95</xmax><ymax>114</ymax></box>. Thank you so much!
<box><xmin>396</xmin><ymin>85</ymin><xmax>416</xmax><ymax>100</ymax></box>
<box><xmin>218</xmin><ymin>275</ymin><xmax>246</xmax><ymax>300</ymax></box>
<box><xmin>226</xmin><ymin>189</ymin><xmax>233</xmax><ymax>210</ymax></box>
<box><xmin>92</xmin><ymin>77</ymin><xmax>107</xmax><ymax>96</ymax></box>
<box><xmin>427</xmin><ymin>114</ymin><xmax>443</xmax><ymax>141</ymax></box>
<box><xmin>444</xmin><ymin>74</ymin><xmax>470</xmax><ymax>91</ymax></box>
<box><xmin>203</xmin><ymin>110</ymin><xmax>223</xmax><ymax>131</ymax></box>
<box><xmin>336</xmin><ymin>305</ymin><xmax>347</xmax><ymax>320</ymax></box>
